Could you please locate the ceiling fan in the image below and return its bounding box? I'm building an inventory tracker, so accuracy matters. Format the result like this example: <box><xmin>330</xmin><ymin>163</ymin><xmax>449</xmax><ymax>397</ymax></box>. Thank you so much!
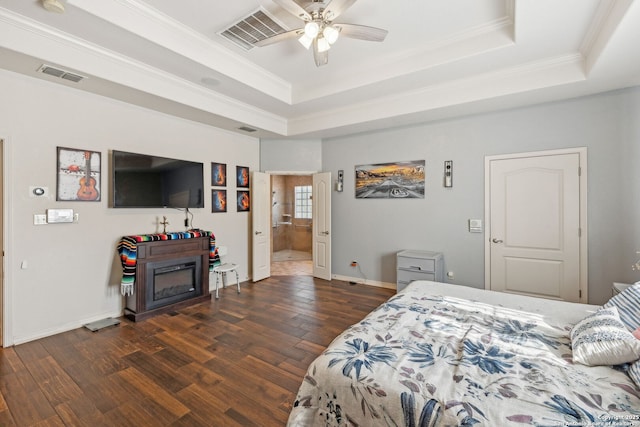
<box><xmin>255</xmin><ymin>0</ymin><xmax>388</xmax><ymax>67</ymax></box>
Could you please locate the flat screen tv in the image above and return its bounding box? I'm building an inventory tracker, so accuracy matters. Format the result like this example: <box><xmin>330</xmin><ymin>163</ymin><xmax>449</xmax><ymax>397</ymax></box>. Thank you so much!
<box><xmin>112</xmin><ymin>150</ymin><xmax>204</xmax><ymax>208</ymax></box>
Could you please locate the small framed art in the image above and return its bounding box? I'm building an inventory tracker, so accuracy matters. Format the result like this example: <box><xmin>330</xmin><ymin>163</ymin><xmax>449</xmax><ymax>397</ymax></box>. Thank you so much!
<box><xmin>212</xmin><ymin>189</ymin><xmax>227</xmax><ymax>213</ymax></box>
<box><xmin>56</xmin><ymin>147</ymin><xmax>101</xmax><ymax>201</ymax></box>
<box><xmin>237</xmin><ymin>190</ymin><xmax>250</xmax><ymax>212</ymax></box>
<box><xmin>236</xmin><ymin>165</ymin><xmax>249</xmax><ymax>188</ymax></box>
<box><xmin>211</xmin><ymin>162</ymin><xmax>227</xmax><ymax>187</ymax></box>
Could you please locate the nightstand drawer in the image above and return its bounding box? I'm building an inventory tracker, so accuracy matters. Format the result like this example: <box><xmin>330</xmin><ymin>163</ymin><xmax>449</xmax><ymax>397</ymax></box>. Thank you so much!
<box><xmin>397</xmin><ymin>269</ymin><xmax>436</xmax><ymax>284</ymax></box>
<box><xmin>397</xmin><ymin>256</ymin><xmax>436</xmax><ymax>273</ymax></box>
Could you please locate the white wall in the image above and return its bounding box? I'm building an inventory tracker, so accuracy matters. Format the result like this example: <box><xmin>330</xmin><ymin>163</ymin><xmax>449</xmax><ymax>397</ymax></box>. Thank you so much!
<box><xmin>1</xmin><ymin>69</ymin><xmax>259</xmax><ymax>345</ymax></box>
<box><xmin>322</xmin><ymin>87</ymin><xmax>640</xmax><ymax>305</ymax></box>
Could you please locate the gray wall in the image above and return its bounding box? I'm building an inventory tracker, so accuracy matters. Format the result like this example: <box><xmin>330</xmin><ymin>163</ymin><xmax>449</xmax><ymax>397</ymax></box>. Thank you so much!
<box><xmin>322</xmin><ymin>87</ymin><xmax>640</xmax><ymax>305</ymax></box>
<box><xmin>263</xmin><ymin>86</ymin><xmax>640</xmax><ymax>305</ymax></box>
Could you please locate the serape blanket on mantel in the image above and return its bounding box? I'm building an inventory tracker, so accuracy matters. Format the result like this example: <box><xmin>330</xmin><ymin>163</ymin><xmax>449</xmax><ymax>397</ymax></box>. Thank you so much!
<box><xmin>117</xmin><ymin>229</ymin><xmax>219</xmax><ymax>296</ymax></box>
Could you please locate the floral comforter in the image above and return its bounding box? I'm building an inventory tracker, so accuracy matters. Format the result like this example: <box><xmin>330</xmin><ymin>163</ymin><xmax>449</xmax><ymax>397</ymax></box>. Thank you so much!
<box><xmin>287</xmin><ymin>285</ymin><xmax>640</xmax><ymax>426</ymax></box>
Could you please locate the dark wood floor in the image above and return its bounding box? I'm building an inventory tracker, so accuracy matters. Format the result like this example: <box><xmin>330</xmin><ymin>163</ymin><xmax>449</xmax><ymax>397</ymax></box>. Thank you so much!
<box><xmin>0</xmin><ymin>275</ymin><xmax>394</xmax><ymax>426</ymax></box>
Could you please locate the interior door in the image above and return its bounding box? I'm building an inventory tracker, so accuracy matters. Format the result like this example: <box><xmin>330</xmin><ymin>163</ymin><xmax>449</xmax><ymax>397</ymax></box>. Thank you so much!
<box><xmin>312</xmin><ymin>172</ymin><xmax>331</xmax><ymax>280</ymax></box>
<box><xmin>251</xmin><ymin>171</ymin><xmax>270</xmax><ymax>282</ymax></box>
<box><xmin>486</xmin><ymin>151</ymin><xmax>584</xmax><ymax>302</ymax></box>
<box><xmin>0</xmin><ymin>139</ymin><xmax>3</xmax><ymax>345</ymax></box>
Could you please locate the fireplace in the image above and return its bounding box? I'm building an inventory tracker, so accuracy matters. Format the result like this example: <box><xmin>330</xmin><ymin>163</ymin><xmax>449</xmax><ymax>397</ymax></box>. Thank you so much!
<box><xmin>124</xmin><ymin>236</ymin><xmax>211</xmax><ymax>321</ymax></box>
<box><xmin>146</xmin><ymin>256</ymin><xmax>202</xmax><ymax>310</ymax></box>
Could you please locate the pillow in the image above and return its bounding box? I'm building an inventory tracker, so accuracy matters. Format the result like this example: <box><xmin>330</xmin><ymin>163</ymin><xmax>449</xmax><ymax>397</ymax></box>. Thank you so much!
<box><xmin>604</xmin><ymin>283</ymin><xmax>640</xmax><ymax>331</ymax></box>
<box><xmin>571</xmin><ymin>306</ymin><xmax>640</xmax><ymax>366</ymax></box>
<box><xmin>629</xmin><ymin>360</ymin><xmax>640</xmax><ymax>389</ymax></box>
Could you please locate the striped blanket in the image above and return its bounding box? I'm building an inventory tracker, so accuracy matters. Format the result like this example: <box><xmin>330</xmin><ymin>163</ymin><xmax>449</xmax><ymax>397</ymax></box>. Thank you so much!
<box><xmin>117</xmin><ymin>229</ymin><xmax>219</xmax><ymax>296</ymax></box>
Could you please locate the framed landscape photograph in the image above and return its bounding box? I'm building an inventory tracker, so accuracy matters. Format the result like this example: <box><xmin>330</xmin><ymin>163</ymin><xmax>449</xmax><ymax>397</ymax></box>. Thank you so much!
<box><xmin>56</xmin><ymin>147</ymin><xmax>101</xmax><ymax>201</ymax></box>
<box><xmin>237</xmin><ymin>190</ymin><xmax>250</xmax><ymax>212</ymax></box>
<box><xmin>236</xmin><ymin>165</ymin><xmax>249</xmax><ymax>188</ymax></box>
<box><xmin>355</xmin><ymin>160</ymin><xmax>425</xmax><ymax>199</ymax></box>
<box><xmin>211</xmin><ymin>162</ymin><xmax>227</xmax><ymax>187</ymax></box>
<box><xmin>211</xmin><ymin>189</ymin><xmax>227</xmax><ymax>213</ymax></box>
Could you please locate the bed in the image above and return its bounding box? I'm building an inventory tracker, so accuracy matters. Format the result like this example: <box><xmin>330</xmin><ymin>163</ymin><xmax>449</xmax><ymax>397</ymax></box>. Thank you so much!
<box><xmin>287</xmin><ymin>281</ymin><xmax>640</xmax><ymax>426</ymax></box>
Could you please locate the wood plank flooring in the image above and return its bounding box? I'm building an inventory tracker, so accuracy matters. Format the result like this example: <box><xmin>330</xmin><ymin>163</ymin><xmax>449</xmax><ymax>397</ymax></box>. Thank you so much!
<box><xmin>0</xmin><ymin>275</ymin><xmax>394</xmax><ymax>426</ymax></box>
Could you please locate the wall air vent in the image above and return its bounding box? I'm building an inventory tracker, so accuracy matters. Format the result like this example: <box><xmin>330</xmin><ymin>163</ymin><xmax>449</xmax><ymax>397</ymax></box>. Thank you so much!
<box><xmin>219</xmin><ymin>8</ymin><xmax>288</xmax><ymax>50</ymax></box>
<box><xmin>38</xmin><ymin>64</ymin><xmax>86</xmax><ymax>83</ymax></box>
<box><xmin>238</xmin><ymin>126</ymin><xmax>257</xmax><ymax>133</ymax></box>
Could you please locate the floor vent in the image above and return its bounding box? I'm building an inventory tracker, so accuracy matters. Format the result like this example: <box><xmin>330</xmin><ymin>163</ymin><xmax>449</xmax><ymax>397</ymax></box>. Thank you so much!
<box><xmin>219</xmin><ymin>8</ymin><xmax>288</xmax><ymax>50</ymax></box>
<box><xmin>38</xmin><ymin>64</ymin><xmax>86</xmax><ymax>83</ymax></box>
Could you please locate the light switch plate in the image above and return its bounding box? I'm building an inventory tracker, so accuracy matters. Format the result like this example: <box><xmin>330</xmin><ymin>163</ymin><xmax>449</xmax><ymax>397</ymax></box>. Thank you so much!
<box><xmin>33</xmin><ymin>214</ymin><xmax>47</xmax><ymax>225</ymax></box>
<box><xmin>468</xmin><ymin>219</ymin><xmax>483</xmax><ymax>233</ymax></box>
<box><xmin>47</xmin><ymin>208</ymin><xmax>74</xmax><ymax>223</ymax></box>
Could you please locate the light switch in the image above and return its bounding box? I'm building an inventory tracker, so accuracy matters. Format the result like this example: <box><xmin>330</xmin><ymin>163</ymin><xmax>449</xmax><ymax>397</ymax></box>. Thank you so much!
<box><xmin>468</xmin><ymin>219</ymin><xmax>483</xmax><ymax>233</ymax></box>
<box><xmin>47</xmin><ymin>208</ymin><xmax>74</xmax><ymax>223</ymax></box>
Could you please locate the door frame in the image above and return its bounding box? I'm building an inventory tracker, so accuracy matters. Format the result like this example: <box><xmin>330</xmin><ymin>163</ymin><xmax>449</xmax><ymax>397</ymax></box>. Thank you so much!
<box><xmin>1</xmin><ymin>137</ymin><xmax>11</xmax><ymax>347</ymax></box>
<box><xmin>484</xmin><ymin>147</ymin><xmax>588</xmax><ymax>302</ymax></box>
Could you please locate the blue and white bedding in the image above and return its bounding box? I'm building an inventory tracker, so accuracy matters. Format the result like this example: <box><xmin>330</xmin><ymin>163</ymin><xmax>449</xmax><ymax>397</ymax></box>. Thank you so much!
<box><xmin>287</xmin><ymin>281</ymin><xmax>640</xmax><ymax>426</ymax></box>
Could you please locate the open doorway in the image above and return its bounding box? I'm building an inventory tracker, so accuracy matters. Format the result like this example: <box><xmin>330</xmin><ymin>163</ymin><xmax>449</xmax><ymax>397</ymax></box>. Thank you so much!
<box><xmin>270</xmin><ymin>174</ymin><xmax>312</xmax><ymax>276</ymax></box>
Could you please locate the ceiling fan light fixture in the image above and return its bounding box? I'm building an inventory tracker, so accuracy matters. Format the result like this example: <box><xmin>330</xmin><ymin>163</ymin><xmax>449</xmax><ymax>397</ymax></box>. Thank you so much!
<box><xmin>323</xmin><ymin>25</ymin><xmax>340</xmax><ymax>44</ymax></box>
<box><xmin>317</xmin><ymin>36</ymin><xmax>331</xmax><ymax>53</ymax></box>
<box><xmin>298</xmin><ymin>34</ymin><xmax>314</xmax><ymax>50</ymax></box>
<box><xmin>304</xmin><ymin>21</ymin><xmax>320</xmax><ymax>38</ymax></box>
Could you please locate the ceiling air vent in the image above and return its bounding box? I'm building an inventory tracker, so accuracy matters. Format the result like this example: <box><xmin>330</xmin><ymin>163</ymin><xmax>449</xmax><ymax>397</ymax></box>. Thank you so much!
<box><xmin>238</xmin><ymin>126</ymin><xmax>257</xmax><ymax>133</ymax></box>
<box><xmin>38</xmin><ymin>64</ymin><xmax>86</xmax><ymax>83</ymax></box>
<box><xmin>219</xmin><ymin>8</ymin><xmax>288</xmax><ymax>50</ymax></box>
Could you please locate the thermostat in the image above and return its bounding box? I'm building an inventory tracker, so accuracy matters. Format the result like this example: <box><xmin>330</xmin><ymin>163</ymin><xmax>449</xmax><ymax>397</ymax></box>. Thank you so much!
<box><xmin>29</xmin><ymin>186</ymin><xmax>49</xmax><ymax>198</ymax></box>
<box><xmin>47</xmin><ymin>208</ymin><xmax>74</xmax><ymax>223</ymax></box>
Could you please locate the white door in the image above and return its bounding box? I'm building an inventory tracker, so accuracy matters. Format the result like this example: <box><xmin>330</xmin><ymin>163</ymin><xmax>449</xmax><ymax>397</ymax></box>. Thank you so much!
<box><xmin>313</xmin><ymin>172</ymin><xmax>331</xmax><ymax>280</ymax></box>
<box><xmin>486</xmin><ymin>150</ymin><xmax>586</xmax><ymax>302</ymax></box>
<box><xmin>252</xmin><ymin>171</ymin><xmax>270</xmax><ymax>282</ymax></box>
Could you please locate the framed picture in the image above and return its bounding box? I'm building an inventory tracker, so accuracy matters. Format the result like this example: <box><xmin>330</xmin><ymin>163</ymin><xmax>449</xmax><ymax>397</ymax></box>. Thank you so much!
<box><xmin>211</xmin><ymin>189</ymin><xmax>227</xmax><ymax>213</ymax></box>
<box><xmin>211</xmin><ymin>162</ymin><xmax>227</xmax><ymax>187</ymax></box>
<box><xmin>56</xmin><ymin>147</ymin><xmax>101</xmax><ymax>201</ymax></box>
<box><xmin>236</xmin><ymin>165</ymin><xmax>250</xmax><ymax>188</ymax></box>
<box><xmin>355</xmin><ymin>160</ymin><xmax>425</xmax><ymax>199</ymax></box>
<box><xmin>237</xmin><ymin>190</ymin><xmax>250</xmax><ymax>212</ymax></box>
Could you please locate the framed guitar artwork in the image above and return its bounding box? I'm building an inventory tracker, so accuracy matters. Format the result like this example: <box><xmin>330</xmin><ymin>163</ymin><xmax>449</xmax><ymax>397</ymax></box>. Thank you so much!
<box><xmin>56</xmin><ymin>147</ymin><xmax>101</xmax><ymax>202</ymax></box>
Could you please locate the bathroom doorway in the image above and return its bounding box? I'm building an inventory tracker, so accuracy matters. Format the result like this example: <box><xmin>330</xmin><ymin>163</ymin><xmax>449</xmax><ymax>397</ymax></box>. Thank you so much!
<box><xmin>271</xmin><ymin>174</ymin><xmax>312</xmax><ymax>276</ymax></box>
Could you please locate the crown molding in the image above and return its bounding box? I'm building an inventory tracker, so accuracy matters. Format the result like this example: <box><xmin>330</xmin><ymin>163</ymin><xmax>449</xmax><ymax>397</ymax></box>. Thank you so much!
<box><xmin>0</xmin><ymin>7</ymin><xmax>288</xmax><ymax>135</ymax></box>
<box><xmin>580</xmin><ymin>0</ymin><xmax>634</xmax><ymax>75</ymax></box>
<box><xmin>287</xmin><ymin>53</ymin><xmax>585</xmax><ymax>136</ymax></box>
<box><xmin>294</xmin><ymin>16</ymin><xmax>515</xmax><ymax>104</ymax></box>
<box><xmin>66</xmin><ymin>0</ymin><xmax>293</xmax><ymax>104</ymax></box>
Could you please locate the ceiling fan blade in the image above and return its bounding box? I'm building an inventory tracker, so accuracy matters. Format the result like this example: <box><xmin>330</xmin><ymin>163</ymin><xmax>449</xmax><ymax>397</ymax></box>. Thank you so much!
<box><xmin>272</xmin><ymin>0</ymin><xmax>312</xmax><ymax>21</ymax></box>
<box><xmin>334</xmin><ymin>23</ymin><xmax>388</xmax><ymax>42</ymax></box>
<box><xmin>313</xmin><ymin>40</ymin><xmax>329</xmax><ymax>67</ymax></box>
<box><xmin>323</xmin><ymin>0</ymin><xmax>357</xmax><ymax>20</ymax></box>
<box><xmin>253</xmin><ymin>29</ymin><xmax>303</xmax><ymax>47</ymax></box>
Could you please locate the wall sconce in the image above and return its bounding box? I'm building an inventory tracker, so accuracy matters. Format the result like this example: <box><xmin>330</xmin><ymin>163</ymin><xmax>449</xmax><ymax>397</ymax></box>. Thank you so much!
<box><xmin>336</xmin><ymin>170</ymin><xmax>344</xmax><ymax>192</ymax></box>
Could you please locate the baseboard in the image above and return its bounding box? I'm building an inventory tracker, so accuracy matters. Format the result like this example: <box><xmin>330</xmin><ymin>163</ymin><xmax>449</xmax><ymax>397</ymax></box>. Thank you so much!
<box><xmin>331</xmin><ymin>274</ymin><xmax>396</xmax><ymax>290</ymax></box>
<box><xmin>11</xmin><ymin>309</ymin><xmax>123</xmax><ymax>346</ymax></box>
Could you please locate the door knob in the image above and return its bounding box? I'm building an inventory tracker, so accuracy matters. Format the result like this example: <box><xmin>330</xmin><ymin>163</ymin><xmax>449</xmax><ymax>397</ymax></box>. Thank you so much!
<box><xmin>492</xmin><ymin>238</ymin><xmax>503</xmax><ymax>243</ymax></box>
<box><xmin>322</xmin><ymin>231</ymin><xmax>330</xmax><ymax>235</ymax></box>
<box><xmin>255</xmin><ymin>231</ymin><xmax>262</xmax><ymax>235</ymax></box>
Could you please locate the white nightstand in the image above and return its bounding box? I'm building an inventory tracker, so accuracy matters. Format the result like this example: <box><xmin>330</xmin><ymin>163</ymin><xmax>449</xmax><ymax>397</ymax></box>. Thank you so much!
<box><xmin>612</xmin><ymin>282</ymin><xmax>632</xmax><ymax>296</ymax></box>
<box><xmin>396</xmin><ymin>250</ymin><xmax>444</xmax><ymax>292</ymax></box>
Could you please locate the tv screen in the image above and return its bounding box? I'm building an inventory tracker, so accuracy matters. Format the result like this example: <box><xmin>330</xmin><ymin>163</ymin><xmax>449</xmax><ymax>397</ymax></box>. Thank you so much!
<box><xmin>112</xmin><ymin>150</ymin><xmax>204</xmax><ymax>208</ymax></box>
